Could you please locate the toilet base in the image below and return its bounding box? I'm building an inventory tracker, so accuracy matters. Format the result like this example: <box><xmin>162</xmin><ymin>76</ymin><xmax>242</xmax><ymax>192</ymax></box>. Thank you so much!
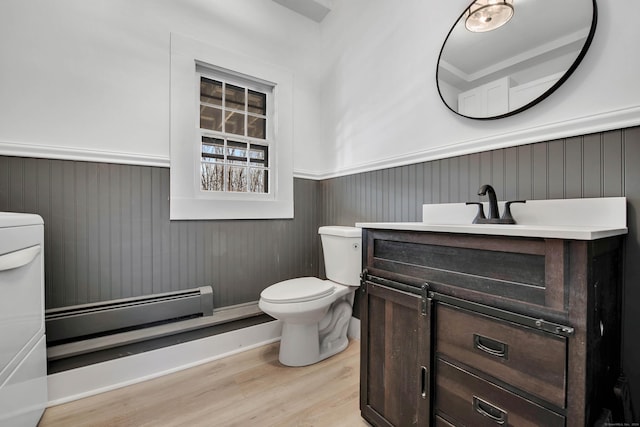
<box><xmin>277</xmin><ymin>300</ymin><xmax>353</xmax><ymax>367</ymax></box>
<box><xmin>278</xmin><ymin>322</ymin><xmax>320</xmax><ymax>367</ymax></box>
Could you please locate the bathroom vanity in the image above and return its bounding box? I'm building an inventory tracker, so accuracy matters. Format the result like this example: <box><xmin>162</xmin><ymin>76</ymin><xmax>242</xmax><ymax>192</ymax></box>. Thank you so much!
<box><xmin>357</xmin><ymin>198</ymin><xmax>628</xmax><ymax>426</ymax></box>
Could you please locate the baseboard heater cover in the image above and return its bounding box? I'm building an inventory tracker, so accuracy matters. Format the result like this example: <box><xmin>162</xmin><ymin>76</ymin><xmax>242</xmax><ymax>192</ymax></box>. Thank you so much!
<box><xmin>45</xmin><ymin>286</ymin><xmax>213</xmax><ymax>343</ymax></box>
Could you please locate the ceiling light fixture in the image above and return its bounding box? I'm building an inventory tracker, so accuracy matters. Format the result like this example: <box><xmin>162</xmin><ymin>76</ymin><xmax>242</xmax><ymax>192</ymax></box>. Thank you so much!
<box><xmin>465</xmin><ymin>0</ymin><xmax>514</xmax><ymax>33</ymax></box>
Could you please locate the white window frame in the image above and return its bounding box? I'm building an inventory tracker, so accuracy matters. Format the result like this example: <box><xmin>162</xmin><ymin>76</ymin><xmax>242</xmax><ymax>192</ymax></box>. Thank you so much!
<box><xmin>170</xmin><ymin>33</ymin><xmax>293</xmax><ymax>220</ymax></box>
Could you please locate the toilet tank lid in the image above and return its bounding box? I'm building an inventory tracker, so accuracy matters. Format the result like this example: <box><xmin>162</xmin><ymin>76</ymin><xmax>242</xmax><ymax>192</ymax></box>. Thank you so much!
<box><xmin>318</xmin><ymin>226</ymin><xmax>361</xmax><ymax>237</ymax></box>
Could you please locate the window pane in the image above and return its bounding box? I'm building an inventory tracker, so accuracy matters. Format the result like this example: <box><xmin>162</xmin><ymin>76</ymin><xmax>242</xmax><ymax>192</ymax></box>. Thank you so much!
<box><xmin>200</xmin><ymin>78</ymin><xmax>223</xmax><ymax>105</ymax></box>
<box><xmin>226</xmin><ymin>140</ymin><xmax>247</xmax><ymax>165</ymax></box>
<box><xmin>201</xmin><ymin>163</ymin><xmax>224</xmax><ymax>191</ymax></box>
<box><xmin>248</xmin><ymin>90</ymin><xmax>266</xmax><ymax>115</ymax></box>
<box><xmin>247</xmin><ymin>116</ymin><xmax>266</xmax><ymax>139</ymax></box>
<box><xmin>225</xmin><ymin>111</ymin><xmax>245</xmax><ymax>136</ymax></box>
<box><xmin>200</xmin><ymin>106</ymin><xmax>222</xmax><ymax>131</ymax></box>
<box><xmin>227</xmin><ymin>166</ymin><xmax>247</xmax><ymax>192</ymax></box>
<box><xmin>202</xmin><ymin>137</ymin><xmax>224</xmax><ymax>161</ymax></box>
<box><xmin>225</xmin><ymin>84</ymin><xmax>245</xmax><ymax>111</ymax></box>
<box><xmin>249</xmin><ymin>168</ymin><xmax>268</xmax><ymax>193</ymax></box>
<box><xmin>249</xmin><ymin>144</ymin><xmax>268</xmax><ymax>166</ymax></box>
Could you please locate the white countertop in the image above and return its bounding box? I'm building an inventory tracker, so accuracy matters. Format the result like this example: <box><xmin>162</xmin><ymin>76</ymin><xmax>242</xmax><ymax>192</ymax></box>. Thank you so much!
<box><xmin>356</xmin><ymin>197</ymin><xmax>628</xmax><ymax>240</ymax></box>
<box><xmin>355</xmin><ymin>221</ymin><xmax>627</xmax><ymax>240</ymax></box>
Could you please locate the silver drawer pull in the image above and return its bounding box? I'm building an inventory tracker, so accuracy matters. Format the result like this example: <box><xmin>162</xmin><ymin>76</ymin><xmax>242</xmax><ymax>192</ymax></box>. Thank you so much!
<box><xmin>473</xmin><ymin>395</ymin><xmax>507</xmax><ymax>425</ymax></box>
<box><xmin>0</xmin><ymin>245</ymin><xmax>40</xmax><ymax>272</ymax></box>
<box><xmin>474</xmin><ymin>334</ymin><xmax>508</xmax><ymax>359</ymax></box>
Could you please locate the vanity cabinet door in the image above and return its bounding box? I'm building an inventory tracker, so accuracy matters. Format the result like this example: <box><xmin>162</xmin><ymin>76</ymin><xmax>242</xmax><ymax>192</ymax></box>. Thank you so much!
<box><xmin>360</xmin><ymin>282</ymin><xmax>432</xmax><ymax>427</ymax></box>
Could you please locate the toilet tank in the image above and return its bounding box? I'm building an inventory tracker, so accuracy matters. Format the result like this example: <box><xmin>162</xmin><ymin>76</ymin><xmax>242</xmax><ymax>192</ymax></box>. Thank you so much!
<box><xmin>319</xmin><ymin>226</ymin><xmax>362</xmax><ymax>286</ymax></box>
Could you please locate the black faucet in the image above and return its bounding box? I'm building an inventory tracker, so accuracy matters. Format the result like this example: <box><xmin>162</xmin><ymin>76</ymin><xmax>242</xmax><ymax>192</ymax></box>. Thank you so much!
<box><xmin>478</xmin><ymin>184</ymin><xmax>499</xmax><ymax>219</ymax></box>
<box><xmin>466</xmin><ymin>185</ymin><xmax>526</xmax><ymax>224</ymax></box>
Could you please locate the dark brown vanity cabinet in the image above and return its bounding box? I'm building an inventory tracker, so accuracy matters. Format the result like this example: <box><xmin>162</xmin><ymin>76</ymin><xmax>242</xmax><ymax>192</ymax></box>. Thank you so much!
<box><xmin>359</xmin><ymin>228</ymin><xmax>624</xmax><ymax>427</ymax></box>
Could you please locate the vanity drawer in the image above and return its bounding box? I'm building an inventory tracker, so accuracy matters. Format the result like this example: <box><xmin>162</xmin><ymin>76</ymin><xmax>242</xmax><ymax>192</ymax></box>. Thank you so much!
<box><xmin>436</xmin><ymin>359</ymin><xmax>565</xmax><ymax>427</ymax></box>
<box><xmin>436</xmin><ymin>303</ymin><xmax>566</xmax><ymax>408</ymax></box>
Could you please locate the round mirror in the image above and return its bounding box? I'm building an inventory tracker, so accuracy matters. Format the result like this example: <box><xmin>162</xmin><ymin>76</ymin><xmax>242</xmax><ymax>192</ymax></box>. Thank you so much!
<box><xmin>437</xmin><ymin>0</ymin><xmax>597</xmax><ymax>120</ymax></box>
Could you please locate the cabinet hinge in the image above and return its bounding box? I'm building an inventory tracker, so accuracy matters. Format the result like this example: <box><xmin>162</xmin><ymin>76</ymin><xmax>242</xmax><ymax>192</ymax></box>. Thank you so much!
<box><xmin>421</xmin><ymin>283</ymin><xmax>430</xmax><ymax>316</ymax></box>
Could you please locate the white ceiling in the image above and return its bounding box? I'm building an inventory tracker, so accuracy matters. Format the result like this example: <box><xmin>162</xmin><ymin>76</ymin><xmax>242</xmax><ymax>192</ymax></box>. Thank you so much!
<box><xmin>271</xmin><ymin>0</ymin><xmax>332</xmax><ymax>23</ymax></box>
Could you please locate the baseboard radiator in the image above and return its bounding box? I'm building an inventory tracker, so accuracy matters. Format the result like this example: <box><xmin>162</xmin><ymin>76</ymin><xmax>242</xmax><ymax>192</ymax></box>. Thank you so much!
<box><xmin>45</xmin><ymin>286</ymin><xmax>214</xmax><ymax>344</ymax></box>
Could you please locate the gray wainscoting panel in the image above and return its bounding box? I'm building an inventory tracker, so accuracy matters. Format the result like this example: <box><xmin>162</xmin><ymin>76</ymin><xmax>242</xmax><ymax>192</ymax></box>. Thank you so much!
<box><xmin>0</xmin><ymin>159</ymin><xmax>320</xmax><ymax>310</ymax></box>
<box><xmin>321</xmin><ymin>128</ymin><xmax>631</xmax><ymax>226</ymax></box>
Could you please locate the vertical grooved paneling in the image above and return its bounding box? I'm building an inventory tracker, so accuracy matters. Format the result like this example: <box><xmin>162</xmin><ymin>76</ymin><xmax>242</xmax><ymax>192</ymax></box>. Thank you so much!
<box><xmin>468</xmin><ymin>153</ymin><xmax>480</xmax><ymax>201</ymax></box>
<box><xmin>548</xmin><ymin>140</ymin><xmax>564</xmax><ymax>200</ymax></box>
<box><xmin>98</xmin><ymin>164</ymin><xmax>111</xmax><ymax>301</ymax></box>
<box><xmin>407</xmin><ymin>164</ymin><xmax>417</xmax><ymax>221</ymax></box>
<box><xmin>449</xmin><ymin>157</ymin><xmax>460</xmax><ymax>204</ymax></box>
<box><xmin>86</xmin><ymin>163</ymin><xmax>100</xmax><ymax>304</ymax></box>
<box><xmin>479</xmin><ymin>151</ymin><xmax>492</xmax><ymax>187</ymax></box>
<box><xmin>440</xmin><ymin>158</ymin><xmax>450</xmax><ymax>203</ymax></box>
<box><xmin>603</xmin><ymin>130</ymin><xmax>624</xmax><ymax>197</ymax></box>
<box><xmin>565</xmin><ymin>136</ymin><xmax>583</xmax><ymax>198</ymax></box>
<box><xmin>533</xmin><ymin>142</ymin><xmax>548</xmax><ymax>199</ymax></box>
<box><xmin>504</xmin><ymin>147</ymin><xmax>518</xmax><ymax>200</ymax></box>
<box><xmin>120</xmin><ymin>165</ymin><xmax>133</xmax><ymax>298</ymax></box>
<box><xmin>75</xmin><ymin>162</ymin><xmax>88</xmax><ymax>305</ymax></box>
<box><xmin>141</xmin><ymin>167</ymin><xmax>153</xmax><ymax>296</ymax></box>
<box><xmin>422</xmin><ymin>162</ymin><xmax>432</xmax><ymax>205</ymax></box>
<box><xmin>0</xmin><ymin>156</ymin><xmax>319</xmax><ymax>310</ymax></box>
<box><xmin>583</xmin><ymin>133</ymin><xmax>602</xmax><ymax>198</ymax></box>
<box><xmin>491</xmin><ymin>150</ymin><xmax>505</xmax><ymax>200</ymax></box>
<box><xmin>50</xmin><ymin>160</ymin><xmax>64</xmax><ymax>308</ymax></box>
<box><xmin>517</xmin><ymin>145</ymin><xmax>532</xmax><ymax>200</ymax></box>
<box><xmin>63</xmin><ymin>161</ymin><xmax>76</xmax><ymax>306</ymax></box>
<box><xmin>0</xmin><ymin>157</ymin><xmax>8</xmax><ymax>211</ymax></box>
<box><xmin>432</xmin><ymin>161</ymin><xmax>440</xmax><ymax>203</ymax></box>
<box><xmin>458</xmin><ymin>155</ymin><xmax>470</xmax><ymax>202</ymax></box>
<box><xmin>109</xmin><ymin>165</ymin><xmax>121</xmax><ymax>299</ymax></box>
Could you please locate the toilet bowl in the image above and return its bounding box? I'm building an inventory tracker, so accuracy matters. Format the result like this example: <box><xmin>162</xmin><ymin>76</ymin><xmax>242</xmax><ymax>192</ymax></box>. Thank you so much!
<box><xmin>258</xmin><ymin>226</ymin><xmax>362</xmax><ymax>367</ymax></box>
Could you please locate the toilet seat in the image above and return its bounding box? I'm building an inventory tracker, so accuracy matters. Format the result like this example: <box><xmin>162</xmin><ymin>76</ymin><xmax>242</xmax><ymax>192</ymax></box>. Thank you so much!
<box><xmin>260</xmin><ymin>277</ymin><xmax>335</xmax><ymax>304</ymax></box>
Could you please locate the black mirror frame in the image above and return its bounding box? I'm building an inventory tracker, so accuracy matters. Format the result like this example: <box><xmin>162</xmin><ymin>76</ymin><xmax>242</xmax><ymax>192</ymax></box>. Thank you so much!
<box><xmin>436</xmin><ymin>0</ymin><xmax>598</xmax><ymax>120</ymax></box>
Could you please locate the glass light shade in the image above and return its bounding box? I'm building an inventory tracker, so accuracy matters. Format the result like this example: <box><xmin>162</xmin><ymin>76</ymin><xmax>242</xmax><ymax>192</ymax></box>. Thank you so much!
<box><xmin>465</xmin><ymin>0</ymin><xmax>514</xmax><ymax>33</ymax></box>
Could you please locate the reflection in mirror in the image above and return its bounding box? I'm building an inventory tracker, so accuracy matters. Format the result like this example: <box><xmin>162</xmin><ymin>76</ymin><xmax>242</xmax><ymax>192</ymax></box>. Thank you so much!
<box><xmin>437</xmin><ymin>0</ymin><xmax>597</xmax><ymax>119</ymax></box>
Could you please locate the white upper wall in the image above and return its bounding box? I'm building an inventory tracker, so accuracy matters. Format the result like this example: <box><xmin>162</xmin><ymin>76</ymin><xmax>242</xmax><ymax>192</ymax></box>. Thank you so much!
<box><xmin>317</xmin><ymin>0</ymin><xmax>640</xmax><ymax>177</ymax></box>
<box><xmin>0</xmin><ymin>0</ymin><xmax>324</xmax><ymax>175</ymax></box>
<box><xmin>1</xmin><ymin>0</ymin><xmax>639</xmax><ymax>178</ymax></box>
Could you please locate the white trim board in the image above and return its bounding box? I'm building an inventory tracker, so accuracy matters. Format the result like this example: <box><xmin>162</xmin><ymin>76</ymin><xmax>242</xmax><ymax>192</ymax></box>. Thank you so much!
<box><xmin>3</xmin><ymin>105</ymin><xmax>639</xmax><ymax>180</ymax></box>
<box><xmin>47</xmin><ymin>320</ymin><xmax>283</xmax><ymax>406</ymax></box>
<box><xmin>0</xmin><ymin>139</ymin><xmax>170</xmax><ymax>168</ymax></box>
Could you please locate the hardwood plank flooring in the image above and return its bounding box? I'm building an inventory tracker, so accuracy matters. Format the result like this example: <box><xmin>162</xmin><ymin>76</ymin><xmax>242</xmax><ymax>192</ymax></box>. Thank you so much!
<box><xmin>39</xmin><ymin>340</ymin><xmax>369</xmax><ymax>427</ymax></box>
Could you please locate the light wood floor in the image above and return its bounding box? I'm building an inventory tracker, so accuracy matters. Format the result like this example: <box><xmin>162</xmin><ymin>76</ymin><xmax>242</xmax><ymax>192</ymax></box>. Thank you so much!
<box><xmin>39</xmin><ymin>340</ymin><xmax>369</xmax><ymax>427</ymax></box>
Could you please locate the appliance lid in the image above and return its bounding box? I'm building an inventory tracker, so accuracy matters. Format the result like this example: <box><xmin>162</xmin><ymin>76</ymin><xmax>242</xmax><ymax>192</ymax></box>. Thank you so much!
<box><xmin>0</xmin><ymin>213</ymin><xmax>43</xmax><ymax>228</ymax></box>
<box><xmin>260</xmin><ymin>277</ymin><xmax>335</xmax><ymax>303</ymax></box>
<box><xmin>318</xmin><ymin>226</ymin><xmax>361</xmax><ymax>238</ymax></box>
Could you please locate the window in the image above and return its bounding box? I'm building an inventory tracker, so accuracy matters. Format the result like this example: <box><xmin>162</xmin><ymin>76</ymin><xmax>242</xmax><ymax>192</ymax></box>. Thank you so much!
<box><xmin>198</xmin><ymin>72</ymin><xmax>271</xmax><ymax>194</ymax></box>
<box><xmin>170</xmin><ymin>33</ymin><xmax>293</xmax><ymax>220</ymax></box>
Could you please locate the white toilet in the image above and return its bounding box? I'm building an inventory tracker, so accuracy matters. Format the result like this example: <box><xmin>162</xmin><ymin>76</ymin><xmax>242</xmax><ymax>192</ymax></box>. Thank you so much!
<box><xmin>259</xmin><ymin>226</ymin><xmax>362</xmax><ymax>367</ymax></box>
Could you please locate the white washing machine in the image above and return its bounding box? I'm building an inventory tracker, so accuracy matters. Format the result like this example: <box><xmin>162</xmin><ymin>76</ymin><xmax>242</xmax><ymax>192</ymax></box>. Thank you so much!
<box><xmin>0</xmin><ymin>213</ymin><xmax>47</xmax><ymax>427</ymax></box>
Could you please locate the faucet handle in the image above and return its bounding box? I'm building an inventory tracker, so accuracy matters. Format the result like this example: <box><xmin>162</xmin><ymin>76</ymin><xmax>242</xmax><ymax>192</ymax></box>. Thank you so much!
<box><xmin>466</xmin><ymin>202</ymin><xmax>486</xmax><ymax>224</ymax></box>
<box><xmin>502</xmin><ymin>200</ymin><xmax>526</xmax><ymax>223</ymax></box>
